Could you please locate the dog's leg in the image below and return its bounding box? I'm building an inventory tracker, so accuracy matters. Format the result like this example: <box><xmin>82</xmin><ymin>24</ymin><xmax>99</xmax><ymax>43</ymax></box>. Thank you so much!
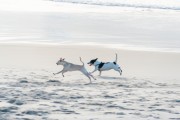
<box><xmin>82</xmin><ymin>67</ymin><xmax>96</xmax><ymax>80</ymax></box>
<box><xmin>99</xmin><ymin>71</ymin><xmax>102</xmax><ymax>76</ymax></box>
<box><xmin>120</xmin><ymin>69</ymin><xmax>122</xmax><ymax>75</ymax></box>
<box><xmin>61</xmin><ymin>70</ymin><xmax>68</xmax><ymax>77</ymax></box>
<box><xmin>53</xmin><ymin>70</ymin><xmax>63</xmax><ymax>75</ymax></box>
<box><xmin>118</xmin><ymin>70</ymin><xmax>122</xmax><ymax>76</ymax></box>
<box><xmin>89</xmin><ymin>73</ymin><xmax>96</xmax><ymax>80</ymax></box>
<box><xmin>62</xmin><ymin>72</ymin><xmax>65</xmax><ymax>77</ymax></box>
<box><xmin>54</xmin><ymin>70</ymin><xmax>67</xmax><ymax>77</ymax></box>
<box><xmin>114</xmin><ymin>69</ymin><xmax>122</xmax><ymax>76</ymax></box>
<box><xmin>91</xmin><ymin>68</ymin><xmax>98</xmax><ymax>74</ymax></box>
<box><xmin>113</xmin><ymin>66</ymin><xmax>122</xmax><ymax>76</ymax></box>
<box><xmin>85</xmin><ymin>73</ymin><xmax>92</xmax><ymax>83</ymax></box>
<box><xmin>81</xmin><ymin>70</ymin><xmax>92</xmax><ymax>83</ymax></box>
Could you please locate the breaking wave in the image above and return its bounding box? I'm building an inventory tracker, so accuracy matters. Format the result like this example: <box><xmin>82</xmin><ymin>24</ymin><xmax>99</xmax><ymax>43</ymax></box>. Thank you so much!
<box><xmin>52</xmin><ymin>0</ymin><xmax>180</xmax><ymax>10</ymax></box>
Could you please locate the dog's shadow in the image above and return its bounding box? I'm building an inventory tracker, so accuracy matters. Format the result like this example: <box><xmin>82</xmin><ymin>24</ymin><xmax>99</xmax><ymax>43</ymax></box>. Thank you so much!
<box><xmin>97</xmin><ymin>76</ymin><xmax>127</xmax><ymax>80</ymax></box>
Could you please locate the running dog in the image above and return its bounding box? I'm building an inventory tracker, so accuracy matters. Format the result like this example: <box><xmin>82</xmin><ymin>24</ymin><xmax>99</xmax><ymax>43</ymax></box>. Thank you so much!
<box><xmin>54</xmin><ymin>57</ymin><xmax>96</xmax><ymax>83</ymax></box>
<box><xmin>87</xmin><ymin>53</ymin><xmax>122</xmax><ymax>76</ymax></box>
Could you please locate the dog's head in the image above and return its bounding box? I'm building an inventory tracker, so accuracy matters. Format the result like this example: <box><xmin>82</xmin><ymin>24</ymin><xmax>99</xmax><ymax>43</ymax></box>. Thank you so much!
<box><xmin>56</xmin><ymin>58</ymin><xmax>65</xmax><ymax>65</ymax></box>
<box><xmin>87</xmin><ymin>58</ymin><xmax>98</xmax><ymax>66</ymax></box>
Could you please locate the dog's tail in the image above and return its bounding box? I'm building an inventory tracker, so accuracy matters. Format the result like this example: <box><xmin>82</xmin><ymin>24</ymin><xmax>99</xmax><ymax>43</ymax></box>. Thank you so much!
<box><xmin>114</xmin><ymin>53</ymin><xmax>118</xmax><ymax>63</ymax></box>
<box><xmin>80</xmin><ymin>57</ymin><xmax>84</xmax><ymax>66</ymax></box>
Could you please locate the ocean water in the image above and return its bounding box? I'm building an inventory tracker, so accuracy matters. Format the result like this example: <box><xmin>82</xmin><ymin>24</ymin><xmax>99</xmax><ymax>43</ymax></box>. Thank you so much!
<box><xmin>53</xmin><ymin>0</ymin><xmax>180</xmax><ymax>10</ymax></box>
<box><xmin>0</xmin><ymin>0</ymin><xmax>180</xmax><ymax>52</ymax></box>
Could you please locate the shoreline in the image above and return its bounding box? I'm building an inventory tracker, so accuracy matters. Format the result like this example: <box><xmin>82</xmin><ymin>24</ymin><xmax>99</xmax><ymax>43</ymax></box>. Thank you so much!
<box><xmin>1</xmin><ymin>42</ymin><xmax>180</xmax><ymax>53</ymax></box>
<box><xmin>1</xmin><ymin>10</ymin><xmax>180</xmax><ymax>54</ymax></box>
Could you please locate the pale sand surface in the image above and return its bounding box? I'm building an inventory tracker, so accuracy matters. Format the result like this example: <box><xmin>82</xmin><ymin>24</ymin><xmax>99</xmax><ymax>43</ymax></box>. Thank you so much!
<box><xmin>0</xmin><ymin>44</ymin><xmax>180</xmax><ymax>83</ymax></box>
<box><xmin>0</xmin><ymin>44</ymin><xmax>180</xmax><ymax>120</ymax></box>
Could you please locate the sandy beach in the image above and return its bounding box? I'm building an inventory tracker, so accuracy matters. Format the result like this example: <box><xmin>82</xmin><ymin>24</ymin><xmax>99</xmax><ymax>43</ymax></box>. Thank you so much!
<box><xmin>0</xmin><ymin>0</ymin><xmax>180</xmax><ymax>119</ymax></box>
<box><xmin>0</xmin><ymin>44</ymin><xmax>180</xmax><ymax>120</ymax></box>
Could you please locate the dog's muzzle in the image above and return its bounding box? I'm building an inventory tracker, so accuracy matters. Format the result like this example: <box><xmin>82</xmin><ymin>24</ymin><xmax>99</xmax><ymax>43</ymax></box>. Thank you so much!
<box><xmin>87</xmin><ymin>62</ymin><xmax>92</xmax><ymax>66</ymax></box>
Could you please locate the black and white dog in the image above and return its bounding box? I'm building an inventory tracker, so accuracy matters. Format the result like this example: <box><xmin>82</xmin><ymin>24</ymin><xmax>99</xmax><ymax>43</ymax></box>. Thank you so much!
<box><xmin>87</xmin><ymin>54</ymin><xmax>122</xmax><ymax>76</ymax></box>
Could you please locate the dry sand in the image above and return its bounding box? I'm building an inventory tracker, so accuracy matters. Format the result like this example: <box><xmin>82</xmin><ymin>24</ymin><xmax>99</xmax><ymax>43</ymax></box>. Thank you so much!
<box><xmin>0</xmin><ymin>44</ymin><xmax>180</xmax><ymax>120</ymax></box>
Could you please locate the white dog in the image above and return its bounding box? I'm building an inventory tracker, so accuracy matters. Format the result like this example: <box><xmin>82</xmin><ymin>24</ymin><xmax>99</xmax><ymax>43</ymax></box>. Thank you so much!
<box><xmin>54</xmin><ymin>57</ymin><xmax>96</xmax><ymax>83</ymax></box>
<box><xmin>87</xmin><ymin>53</ymin><xmax>122</xmax><ymax>76</ymax></box>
